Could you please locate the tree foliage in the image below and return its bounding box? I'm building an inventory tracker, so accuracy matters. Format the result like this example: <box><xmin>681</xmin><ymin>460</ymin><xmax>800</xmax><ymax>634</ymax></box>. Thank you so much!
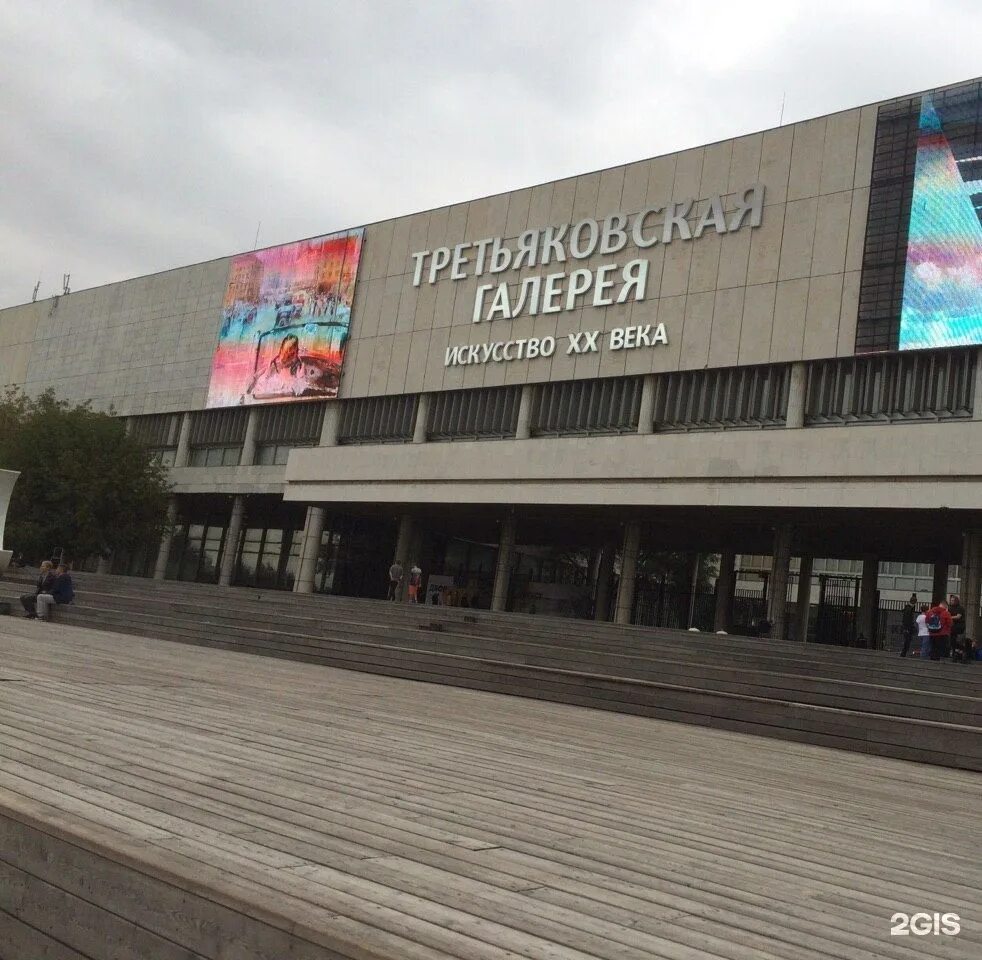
<box><xmin>0</xmin><ymin>389</ymin><xmax>172</xmax><ymax>563</ymax></box>
<box><xmin>637</xmin><ymin>550</ymin><xmax>718</xmax><ymax>593</ymax></box>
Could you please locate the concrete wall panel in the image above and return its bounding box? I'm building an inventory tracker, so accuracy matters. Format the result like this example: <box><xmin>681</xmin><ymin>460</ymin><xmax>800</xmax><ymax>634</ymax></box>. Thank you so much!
<box><xmin>4</xmin><ymin>80</ymin><xmax>972</xmax><ymax>414</ymax></box>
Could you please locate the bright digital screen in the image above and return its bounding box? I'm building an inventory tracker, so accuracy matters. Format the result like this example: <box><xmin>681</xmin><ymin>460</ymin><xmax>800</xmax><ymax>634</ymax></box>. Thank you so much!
<box><xmin>899</xmin><ymin>91</ymin><xmax>982</xmax><ymax>350</ymax></box>
<box><xmin>206</xmin><ymin>229</ymin><xmax>364</xmax><ymax>408</ymax></box>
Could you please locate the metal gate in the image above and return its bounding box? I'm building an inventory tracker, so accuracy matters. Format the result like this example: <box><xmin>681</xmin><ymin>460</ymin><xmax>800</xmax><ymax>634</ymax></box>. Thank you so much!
<box><xmin>814</xmin><ymin>574</ymin><xmax>861</xmax><ymax>646</ymax></box>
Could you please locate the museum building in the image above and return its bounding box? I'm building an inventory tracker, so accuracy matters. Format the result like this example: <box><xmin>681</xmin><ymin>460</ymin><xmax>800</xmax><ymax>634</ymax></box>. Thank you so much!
<box><xmin>2</xmin><ymin>75</ymin><xmax>982</xmax><ymax>645</ymax></box>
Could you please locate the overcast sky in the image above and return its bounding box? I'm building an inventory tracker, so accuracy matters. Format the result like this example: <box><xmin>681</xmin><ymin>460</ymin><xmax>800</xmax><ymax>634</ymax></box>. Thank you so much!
<box><xmin>1</xmin><ymin>0</ymin><xmax>980</xmax><ymax>308</ymax></box>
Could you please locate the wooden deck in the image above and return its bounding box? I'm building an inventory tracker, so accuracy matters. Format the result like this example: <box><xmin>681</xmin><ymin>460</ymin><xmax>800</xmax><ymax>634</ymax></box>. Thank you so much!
<box><xmin>0</xmin><ymin>615</ymin><xmax>979</xmax><ymax>959</ymax></box>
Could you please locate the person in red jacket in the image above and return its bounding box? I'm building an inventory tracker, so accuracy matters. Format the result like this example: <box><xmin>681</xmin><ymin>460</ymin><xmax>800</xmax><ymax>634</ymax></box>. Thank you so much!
<box><xmin>925</xmin><ymin>599</ymin><xmax>953</xmax><ymax>662</ymax></box>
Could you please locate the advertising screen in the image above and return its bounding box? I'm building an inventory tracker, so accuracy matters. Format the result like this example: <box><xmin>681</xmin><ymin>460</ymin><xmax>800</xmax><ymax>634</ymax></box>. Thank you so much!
<box><xmin>899</xmin><ymin>90</ymin><xmax>982</xmax><ymax>350</ymax></box>
<box><xmin>206</xmin><ymin>229</ymin><xmax>364</xmax><ymax>408</ymax></box>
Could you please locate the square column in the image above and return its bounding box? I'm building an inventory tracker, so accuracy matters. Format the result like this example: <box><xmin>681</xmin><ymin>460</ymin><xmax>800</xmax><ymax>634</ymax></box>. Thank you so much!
<box><xmin>491</xmin><ymin>511</ymin><xmax>516</xmax><ymax>612</ymax></box>
<box><xmin>932</xmin><ymin>561</ymin><xmax>949</xmax><ymax>604</ymax></box>
<box><xmin>294</xmin><ymin>506</ymin><xmax>326</xmax><ymax>594</ymax></box>
<box><xmin>858</xmin><ymin>555</ymin><xmax>879</xmax><ymax>647</ymax></box>
<box><xmin>152</xmin><ymin>497</ymin><xmax>178</xmax><ymax>581</ymax></box>
<box><xmin>766</xmin><ymin>523</ymin><xmax>793</xmax><ymax>640</ymax></box>
<box><xmin>786</xmin><ymin>361</ymin><xmax>807</xmax><ymax>429</ymax></box>
<box><xmin>794</xmin><ymin>556</ymin><xmax>813</xmax><ymax>643</ymax></box>
<box><xmin>218</xmin><ymin>495</ymin><xmax>245</xmax><ymax>587</ymax></box>
<box><xmin>413</xmin><ymin>394</ymin><xmax>431</xmax><ymax>444</ymax></box>
<box><xmin>174</xmin><ymin>413</ymin><xmax>192</xmax><ymax>468</ymax></box>
<box><xmin>637</xmin><ymin>374</ymin><xmax>656</xmax><ymax>435</ymax></box>
<box><xmin>593</xmin><ymin>540</ymin><xmax>617</xmax><ymax>622</ymax></box>
<box><xmin>515</xmin><ymin>385</ymin><xmax>535</xmax><ymax>440</ymax></box>
<box><xmin>714</xmin><ymin>550</ymin><xmax>736</xmax><ymax>633</ymax></box>
<box><xmin>240</xmin><ymin>408</ymin><xmax>259</xmax><ymax>466</ymax></box>
<box><xmin>319</xmin><ymin>402</ymin><xmax>341</xmax><ymax>447</ymax></box>
<box><xmin>614</xmin><ymin>522</ymin><xmax>641</xmax><ymax>625</ymax></box>
<box><xmin>960</xmin><ymin>531</ymin><xmax>981</xmax><ymax>644</ymax></box>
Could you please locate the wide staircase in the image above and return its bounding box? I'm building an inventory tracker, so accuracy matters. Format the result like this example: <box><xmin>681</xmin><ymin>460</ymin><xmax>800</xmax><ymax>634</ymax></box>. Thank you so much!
<box><xmin>2</xmin><ymin>569</ymin><xmax>979</xmax><ymax>770</ymax></box>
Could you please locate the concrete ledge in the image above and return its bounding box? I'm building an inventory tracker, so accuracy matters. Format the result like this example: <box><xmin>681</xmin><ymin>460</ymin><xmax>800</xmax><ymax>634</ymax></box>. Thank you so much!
<box><xmin>0</xmin><ymin>802</ymin><xmax>355</xmax><ymax>960</ymax></box>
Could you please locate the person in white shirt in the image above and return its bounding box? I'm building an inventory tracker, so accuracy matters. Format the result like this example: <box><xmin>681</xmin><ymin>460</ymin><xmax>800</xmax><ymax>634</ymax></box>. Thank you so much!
<box><xmin>915</xmin><ymin>604</ymin><xmax>931</xmax><ymax>659</ymax></box>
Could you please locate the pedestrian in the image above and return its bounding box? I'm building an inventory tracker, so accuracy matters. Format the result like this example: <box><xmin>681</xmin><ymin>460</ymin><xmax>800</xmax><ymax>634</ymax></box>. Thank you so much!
<box><xmin>407</xmin><ymin>563</ymin><xmax>422</xmax><ymax>604</ymax></box>
<box><xmin>916</xmin><ymin>604</ymin><xmax>931</xmax><ymax>658</ymax></box>
<box><xmin>36</xmin><ymin>564</ymin><xmax>74</xmax><ymax>621</ymax></box>
<box><xmin>947</xmin><ymin>594</ymin><xmax>970</xmax><ymax>663</ymax></box>
<box><xmin>899</xmin><ymin>593</ymin><xmax>918</xmax><ymax>657</ymax></box>
<box><xmin>924</xmin><ymin>598</ymin><xmax>952</xmax><ymax>662</ymax></box>
<box><xmin>20</xmin><ymin>561</ymin><xmax>55</xmax><ymax>619</ymax></box>
<box><xmin>387</xmin><ymin>560</ymin><xmax>404</xmax><ymax>601</ymax></box>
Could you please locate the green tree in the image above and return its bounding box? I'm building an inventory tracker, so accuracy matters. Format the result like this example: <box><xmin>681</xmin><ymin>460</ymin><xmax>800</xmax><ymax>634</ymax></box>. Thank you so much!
<box><xmin>637</xmin><ymin>550</ymin><xmax>718</xmax><ymax>593</ymax></box>
<box><xmin>0</xmin><ymin>389</ymin><xmax>172</xmax><ymax>563</ymax></box>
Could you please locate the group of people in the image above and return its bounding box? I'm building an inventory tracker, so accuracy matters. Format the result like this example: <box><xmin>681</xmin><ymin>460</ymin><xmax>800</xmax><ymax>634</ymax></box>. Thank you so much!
<box><xmin>900</xmin><ymin>594</ymin><xmax>975</xmax><ymax>662</ymax></box>
<box><xmin>19</xmin><ymin>561</ymin><xmax>74</xmax><ymax>621</ymax></box>
<box><xmin>387</xmin><ymin>561</ymin><xmax>423</xmax><ymax>602</ymax></box>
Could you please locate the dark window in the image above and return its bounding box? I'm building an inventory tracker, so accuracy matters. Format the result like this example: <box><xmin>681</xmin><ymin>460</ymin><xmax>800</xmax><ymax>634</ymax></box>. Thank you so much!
<box><xmin>128</xmin><ymin>412</ymin><xmax>181</xmax><ymax>447</ymax></box>
<box><xmin>338</xmin><ymin>394</ymin><xmax>417</xmax><ymax>444</ymax></box>
<box><xmin>532</xmin><ymin>377</ymin><xmax>643</xmax><ymax>436</ymax></box>
<box><xmin>255</xmin><ymin>402</ymin><xmax>326</xmax><ymax>444</ymax></box>
<box><xmin>651</xmin><ymin>365</ymin><xmax>789</xmax><ymax>431</ymax></box>
<box><xmin>188</xmin><ymin>408</ymin><xmax>248</xmax><ymax>445</ymax></box>
<box><xmin>805</xmin><ymin>348</ymin><xmax>975</xmax><ymax>423</ymax></box>
<box><xmin>427</xmin><ymin>386</ymin><xmax>521</xmax><ymax>441</ymax></box>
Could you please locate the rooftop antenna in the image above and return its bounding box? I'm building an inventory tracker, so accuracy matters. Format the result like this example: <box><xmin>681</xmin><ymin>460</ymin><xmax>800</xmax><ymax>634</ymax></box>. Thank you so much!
<box><xmin>62</xmin><ymin>273</ymin><xmax>71</xmax><ymax>295</ymax></box>
<box><xmin>779</xmin><ymin>91</ymin><xmax>786</xmax><ymax>126</ymax></box>
<box><xmin>253</xmin><ymin>221</ymin><xmax>262</xmax><ymax>250</ymax></box>
<box><xmin>32</xmin><ymin>279</ymin><xmax>40</xmax><ymax>302</ymax></box>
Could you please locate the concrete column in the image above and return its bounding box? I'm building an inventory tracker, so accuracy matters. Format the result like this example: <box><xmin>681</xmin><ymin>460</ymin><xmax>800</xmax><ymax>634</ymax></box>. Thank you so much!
<box><xmin>961</xmin><ymin>531</ymin><xmax>981</xmax><ymax>643</ymax></box>
<box><xmin>218</xmin><ymin>495</ymin><xmax>245</xmax><ymax>587</ymax></box>
<box><xmin>152</xmin><ymin>497</ymin><xmax>178</xmax><ymax>581</ymax></box>
<box><xmin>294</xmin><ymin>506</ymin><xmax>326</xmax><ymax>594</ymax></box>
<box><xmin>714</xmin><ymin>550</ymin><xmax>736</xmax><ymax>633</ymax></box>
<box><xmin>794</xmin><ymin>556</ymin><xmax>813</xmax><ymax>643</ymax></box>
<box><xmin>413</xmin><ymin>393</ymin><xmax>430</xmax><ymax>444</ymax></box>
<box><xmin>124</xmin><ymin>418</ymin><xmax>133</xmax><ymax>436</ymax></box>
<box><xmin>932</xmin><ymin>561</ymin><xmax>949</xmax><ymax>604</ymax></box>
<box><xmin>786</xmin><ymin>361</ymin><xmax>807</xmax><ymax>429</ymax></box>
<box><xmin>614</xmin><ymin>522</ymin><xmax>641</xmax><ymax>626</ymax></box>
<box><xmin>637</xmin><ymin>374</ymin><xmax>657</xmax><ymax>435</ymax></box>
<box><xmin>593</xmin><ymin>541</ymin><xmax>616</xmax><ymax>622</ymax></box>
<box><xmin>240</xmin><ymin>408</ymin><xmax>259</xmax><ymax>466</ymax></box>
<box><xmin>767</xmin><ymin>523</ymin><xmax>793</xmax><ymax>640</ymax></box>
<box><xmin>491</xmin><ymin>512</ymin><xmax>516</xmax><ymax>612</ymax></box>
<box><xmin>515</xmin><ymin>384</ymin><xmax>535</xmax><ymax>440</ymax></box>
<box><xmin>858</xmin><ymin>555</ymin><xmax>879</xmax><ymax>647</ymax></box>
<box><xmin>319</xmin><ymin>402</ymin><xmax>341</xmax><ymax>447</ymax></box>
<box><xmin>95</xmin><ymin>555</ymin><xmax>112</xmax><ymax>575</ymax></box>
<box><xmin>174</xmin><ymin>412</ymin><xmax>192</xmax><ymax>467</ymax></box>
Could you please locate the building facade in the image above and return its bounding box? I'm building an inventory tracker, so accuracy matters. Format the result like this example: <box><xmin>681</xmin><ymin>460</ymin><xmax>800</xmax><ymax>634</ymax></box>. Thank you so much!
<box><xmin>3</xmin><ymin>76</ymin><xmax>982</xmax><ymax>645</ymax></box>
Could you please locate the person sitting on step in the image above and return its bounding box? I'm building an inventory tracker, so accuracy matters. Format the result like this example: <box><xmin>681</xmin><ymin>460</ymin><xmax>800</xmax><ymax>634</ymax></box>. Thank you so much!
<box><xmin>20</xmin><ymin>561</ymin><xmax>55</xmax><ymax>619</ymax></box>
<box><xmin>35</xmin><ymin>564</ymin><xmax>74</xmax><ymax>621</ymax></box>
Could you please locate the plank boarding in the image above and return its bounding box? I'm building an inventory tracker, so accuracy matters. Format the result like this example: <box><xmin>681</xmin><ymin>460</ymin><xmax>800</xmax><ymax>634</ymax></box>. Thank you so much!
<box><xmin>0</xmin><ymin>617</ymin><xmax>979</xmax><ymax>959</ymax></box>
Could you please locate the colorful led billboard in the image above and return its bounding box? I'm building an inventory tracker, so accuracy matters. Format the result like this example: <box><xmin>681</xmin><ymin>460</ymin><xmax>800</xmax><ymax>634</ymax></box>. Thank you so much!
<box><xmin>899</xmin><ymin>91</ymin><xmax>982</xmax><ymax>350</ymax></box>
<box><xmin>206</xmin><ymin>229</ymin><xmax>364</xmax><ymax>408</ymax></box>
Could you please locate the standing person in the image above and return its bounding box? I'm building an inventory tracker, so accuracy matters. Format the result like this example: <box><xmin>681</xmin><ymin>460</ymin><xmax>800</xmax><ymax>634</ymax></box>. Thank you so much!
<box><xmin>407</xmin><ymin>563</ymin><xmax>422</xmax><ymax>604</ymax></box>
<box><xmin>924</xmin><ymin>599</ymin><xmax>952</xmax><ymax>662</ymax></box>
<box><xmin>387</xmin><ymin>560</ymin><xmax>404</xmax><ymax>601</ymax></box>
<box><xmin>36</xmin><ymin>564</ymin><xmax>74</xmax><ymax>621</ymax></box>
<box><xmin>899</xmin><ymin>593</ymin><xmax>918</xmax><ymax>657</ymax></box>
<box><xmin>947</xmin><ymin>594</ymin><xmax>968</xmax><ymax>662</ymax></box>
<box><xmin>916</xmin><ymin>604</ymin><xmax>931</xmax><ymax>658</ymax></box>
<box><xmin>20</xmin><ymin>561</ymin><xmax>55</xmax><ymax>619</ymax></box>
